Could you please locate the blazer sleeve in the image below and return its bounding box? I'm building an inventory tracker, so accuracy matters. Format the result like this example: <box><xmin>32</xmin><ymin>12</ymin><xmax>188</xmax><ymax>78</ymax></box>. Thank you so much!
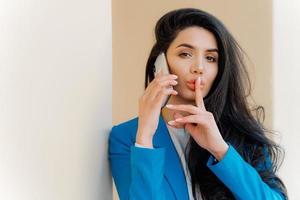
<box><xmin>108</xmin><ymin>126</ymin><xmax>167</xmax><ymax>200</ymax></box>
<box><xmin>206</xmin><ymin>144</ymin><xmax>286</xmax><ymax>200</ymax></box>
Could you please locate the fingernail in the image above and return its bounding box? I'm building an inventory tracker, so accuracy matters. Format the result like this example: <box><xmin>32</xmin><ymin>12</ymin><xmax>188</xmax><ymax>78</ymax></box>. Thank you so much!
<box><xmin>175</xmin><ymin>118</ymin><xmax>182</xmax><ymax>122</ymax></box>
<box><xmin>172</xmin><ymin>75</ymin><xmax>178</xmax><ymax>79</ymax></box>
<box><xmin>166</xmin><ymin>104</ymin><xmax>173</xmax><ymax>108</ymax></box>
<box><xmin>168</xmin><ymin>120</ymin><xmax>175</xmax><ymax>125</ymax></box>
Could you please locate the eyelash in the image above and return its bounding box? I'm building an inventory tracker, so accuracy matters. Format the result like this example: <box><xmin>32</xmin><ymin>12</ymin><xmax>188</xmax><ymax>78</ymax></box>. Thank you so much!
<box><xmin>206</xmin><ymin>56</ymin><xmax>217</xmax><ymax>62</ymax></box>
<box><xmin>179</xmin><ymin>53</ymin><xmax>217</xmax><ymax>62</ymax></box>
<box><xmin>179</xmin><ymin>52</ymin><xmax>192</xmax><ymax>58</ymax></box>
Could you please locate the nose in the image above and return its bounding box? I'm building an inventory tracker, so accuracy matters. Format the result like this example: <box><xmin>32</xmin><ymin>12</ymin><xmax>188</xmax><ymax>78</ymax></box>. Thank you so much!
<box><xmin>190</xmin><ymin>57</ymin><xmax>204</xmax><ymax>74</ymax></box>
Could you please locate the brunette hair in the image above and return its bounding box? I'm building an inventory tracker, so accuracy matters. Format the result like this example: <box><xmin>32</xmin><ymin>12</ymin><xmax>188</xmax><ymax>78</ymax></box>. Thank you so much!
<box><xmin>144</xmin><ymin>8</ymin><xmax>287</xmax><ymax>200</ymax></box>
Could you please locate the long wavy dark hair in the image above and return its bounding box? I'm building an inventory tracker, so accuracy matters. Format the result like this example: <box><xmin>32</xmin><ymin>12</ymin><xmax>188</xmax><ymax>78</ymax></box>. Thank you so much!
<box><xmin>144</xmin><ymin>8</ymin><xmax>287</xmax><ymax>200</ymax></box>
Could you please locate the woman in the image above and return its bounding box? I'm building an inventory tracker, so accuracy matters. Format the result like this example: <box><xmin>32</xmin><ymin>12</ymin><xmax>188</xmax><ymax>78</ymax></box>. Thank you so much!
<box><xmin>109</xmin><ymin>8</ymin><xmax>288</xmax><ymax>200</ymax></box>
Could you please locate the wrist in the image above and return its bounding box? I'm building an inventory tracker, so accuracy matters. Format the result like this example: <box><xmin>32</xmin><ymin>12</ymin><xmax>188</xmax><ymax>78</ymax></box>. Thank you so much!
<box><xmin>209</xmin><ymin>142</ymin><xmax>229</xmax><ymax>161</ymax></box>
<box><xmin>136</xmin><ymin>131</ymin><xmax>153</xmax><ymax>148</ymax></box>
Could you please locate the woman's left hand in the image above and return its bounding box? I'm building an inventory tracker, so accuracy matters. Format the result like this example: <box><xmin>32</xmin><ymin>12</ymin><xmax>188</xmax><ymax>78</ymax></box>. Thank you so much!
<box><xmin>166</xmin><ymin>77</ymin><xmax>229</xmax><ymax>161</ymax></box>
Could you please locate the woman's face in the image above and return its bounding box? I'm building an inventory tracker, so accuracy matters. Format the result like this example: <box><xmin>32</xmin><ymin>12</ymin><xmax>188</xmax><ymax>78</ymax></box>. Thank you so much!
<box><xmin>166</xmin><ymin>26</ymin><xmax>219</xmax><ymax>103</ymax></box>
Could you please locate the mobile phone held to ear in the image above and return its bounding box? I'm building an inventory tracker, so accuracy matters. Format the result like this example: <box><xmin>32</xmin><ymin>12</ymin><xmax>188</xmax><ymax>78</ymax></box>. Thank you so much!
<box><xmin>154</xmin><ymin>52</ymin><xmax>170</xmax><ymax>76</ymax></box>
<box><xmin>154</xmin><ymin>52</ymin><xmax>172</xmax><ymax>108</ymax></box>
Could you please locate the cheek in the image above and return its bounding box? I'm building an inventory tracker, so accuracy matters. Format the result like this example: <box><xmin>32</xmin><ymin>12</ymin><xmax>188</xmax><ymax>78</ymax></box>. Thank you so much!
<box><xmin>168</xmin><ymin>56</ymin><xmax>190</xmax><ymax>73</ymax></box>
<box><xmin>207</xmin><ymin>66</ymin><xmax>218</xmax><ymax>82</ymax></box>
<box><xmin>169</xmin><ymin>63</ymin><xmax>188</xmax><ymax>77</ymax></box>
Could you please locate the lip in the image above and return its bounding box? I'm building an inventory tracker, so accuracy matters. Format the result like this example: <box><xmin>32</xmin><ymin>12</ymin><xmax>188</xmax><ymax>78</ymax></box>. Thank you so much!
<box><xmin>186</xmin><ymin>82</ymin><xmax>204</xmax><ymax>91</ymax></box>
<box><xmin>187</xmin><ymin>82</ymin><xmax>196</xmax><ymax>91</ymax></box>
<box><xmin>187</xmin><ymin>78</ymin><xmax>204</xmax><ymax>91</ymax></box>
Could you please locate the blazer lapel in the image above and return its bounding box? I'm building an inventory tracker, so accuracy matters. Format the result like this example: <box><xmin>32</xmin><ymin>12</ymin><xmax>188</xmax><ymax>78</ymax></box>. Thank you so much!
<box><xmin>152</xmin><ymin>112</ymin><xmax>190</xmax><ymax>200</ymax></box>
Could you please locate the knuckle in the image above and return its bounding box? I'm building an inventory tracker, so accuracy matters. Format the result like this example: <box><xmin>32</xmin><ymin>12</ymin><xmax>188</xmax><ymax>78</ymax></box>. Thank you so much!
<box><xmin>154</xmin><ymin>78</ymin><xmax>160</xmax><ymax>83</ymax></box>
<box><xmin>207</xmin><ymin>112</ymin><xmax>214</xmax><ymax>118</ymax></box>
<box><xmin>154</xmin><ymin>80</ymin><xmax>162</xmax><ymax>87</ymax></box>
<box><xmin>154</xmin><ymin>84</ymin><xmax>161</xmax><ymax>91</ymax></box>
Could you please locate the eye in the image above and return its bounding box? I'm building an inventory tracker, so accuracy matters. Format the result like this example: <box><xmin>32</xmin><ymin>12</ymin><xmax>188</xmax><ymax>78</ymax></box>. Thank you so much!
<box><xmin>179</xmin><ymin>52</ymin><xmax>192</xmax><ymax>58</ymax></box>
<box><xmin>206</xmin><ymin>56</ymin><xmax>217</xmax><ymax>62</ymax></box>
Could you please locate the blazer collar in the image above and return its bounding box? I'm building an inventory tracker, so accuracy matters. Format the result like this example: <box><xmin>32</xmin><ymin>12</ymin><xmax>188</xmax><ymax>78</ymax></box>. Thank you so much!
<box><xmin>152</xmin><ymin>112</ymin><xmax>190</xmax><ymax>200</ymax></box>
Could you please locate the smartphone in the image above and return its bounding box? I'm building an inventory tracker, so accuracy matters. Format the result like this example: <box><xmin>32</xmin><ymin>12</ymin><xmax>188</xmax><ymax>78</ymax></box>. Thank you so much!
<box><xmin>154</xmin><ymin>52</ymin><xmax>170</xmax><ymax>76</ymax></box>
<box><xmin>154</xmin><ymin>52</ymin><xmax>172</xmax><ymax>108</ymax></box>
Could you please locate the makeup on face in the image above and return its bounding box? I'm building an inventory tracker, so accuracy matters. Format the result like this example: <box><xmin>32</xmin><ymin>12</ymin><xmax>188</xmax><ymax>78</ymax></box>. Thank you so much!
<box><xmin>166</xmin><ymin>27</ymin><xmax>219</xmax><ymax>99</ymax></box>
<box><xmin>186</xmin><ymin>77</ymin><xmax>205</xmax><ymax>91</ymax></box>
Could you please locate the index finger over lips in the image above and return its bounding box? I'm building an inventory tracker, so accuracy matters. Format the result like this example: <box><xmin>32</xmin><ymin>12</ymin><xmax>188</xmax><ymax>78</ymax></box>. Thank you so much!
<box><xmin>195</xmin><ymin>77</ymin><xmax>206</xmax><ymax>110</ymax></box>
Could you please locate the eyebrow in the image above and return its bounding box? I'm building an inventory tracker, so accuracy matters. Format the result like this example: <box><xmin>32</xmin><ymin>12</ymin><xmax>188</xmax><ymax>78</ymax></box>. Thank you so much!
<box><xmin>176</xmin><ymin>43</ymin><xmax>219</xmax><ymax>53</ymax></box>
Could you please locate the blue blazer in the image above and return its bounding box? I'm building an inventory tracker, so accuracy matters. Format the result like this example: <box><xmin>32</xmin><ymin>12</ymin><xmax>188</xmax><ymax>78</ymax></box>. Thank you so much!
<box><xmin>108</xmin><ymin>113</ymin><xmax>285</xmax><ymax>200</ymax></box>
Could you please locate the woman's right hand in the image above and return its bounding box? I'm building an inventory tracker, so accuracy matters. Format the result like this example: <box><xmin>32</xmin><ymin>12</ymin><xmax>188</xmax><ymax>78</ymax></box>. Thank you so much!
<box><xmin>136</xmin><ymin>69</ymin><xmax>178</xmax><ymax>148</ymax></box>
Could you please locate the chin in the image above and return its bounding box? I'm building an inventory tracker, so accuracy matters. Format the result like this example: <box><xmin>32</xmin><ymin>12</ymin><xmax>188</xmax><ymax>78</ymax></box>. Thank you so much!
<box><xmin>179</xmin><ymin>89</ymin><xmax>208</xmax><ymax>100</ymax></box>
<box><xmin>179</xmin><ymin>90</ymin><xmax>196</xmax><ymax>101</ymax></box>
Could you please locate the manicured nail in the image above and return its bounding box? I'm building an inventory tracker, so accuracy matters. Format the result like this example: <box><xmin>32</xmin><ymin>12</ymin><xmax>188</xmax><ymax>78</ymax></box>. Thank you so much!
<box><xmin>172</xmin><ymin>75</ymin><xmax>178</xmax><ymax>79</ymax></box>
<box><xmin>168</xmin><ymin>120</ymin><xmax>175</xmax><ymax>125</ymax></box>
<box><xmin>166</xmin><ymin>104</ymin><xmax>173</xmax><ymax>108</ymax></box>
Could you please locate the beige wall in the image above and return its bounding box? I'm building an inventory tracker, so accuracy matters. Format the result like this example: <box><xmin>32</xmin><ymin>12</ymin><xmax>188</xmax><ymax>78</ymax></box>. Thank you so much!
<box><xmin>112</xmin><ymin>1</ymin><xmax>273</xmax><ymax>199</ymax></box>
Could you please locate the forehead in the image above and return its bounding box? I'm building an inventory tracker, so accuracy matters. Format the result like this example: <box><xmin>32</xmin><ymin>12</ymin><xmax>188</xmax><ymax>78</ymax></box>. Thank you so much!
<box><xmin>170</xmin><ymin>26</ymin><xmax>218</xmax><ymax>50</ymax></box>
